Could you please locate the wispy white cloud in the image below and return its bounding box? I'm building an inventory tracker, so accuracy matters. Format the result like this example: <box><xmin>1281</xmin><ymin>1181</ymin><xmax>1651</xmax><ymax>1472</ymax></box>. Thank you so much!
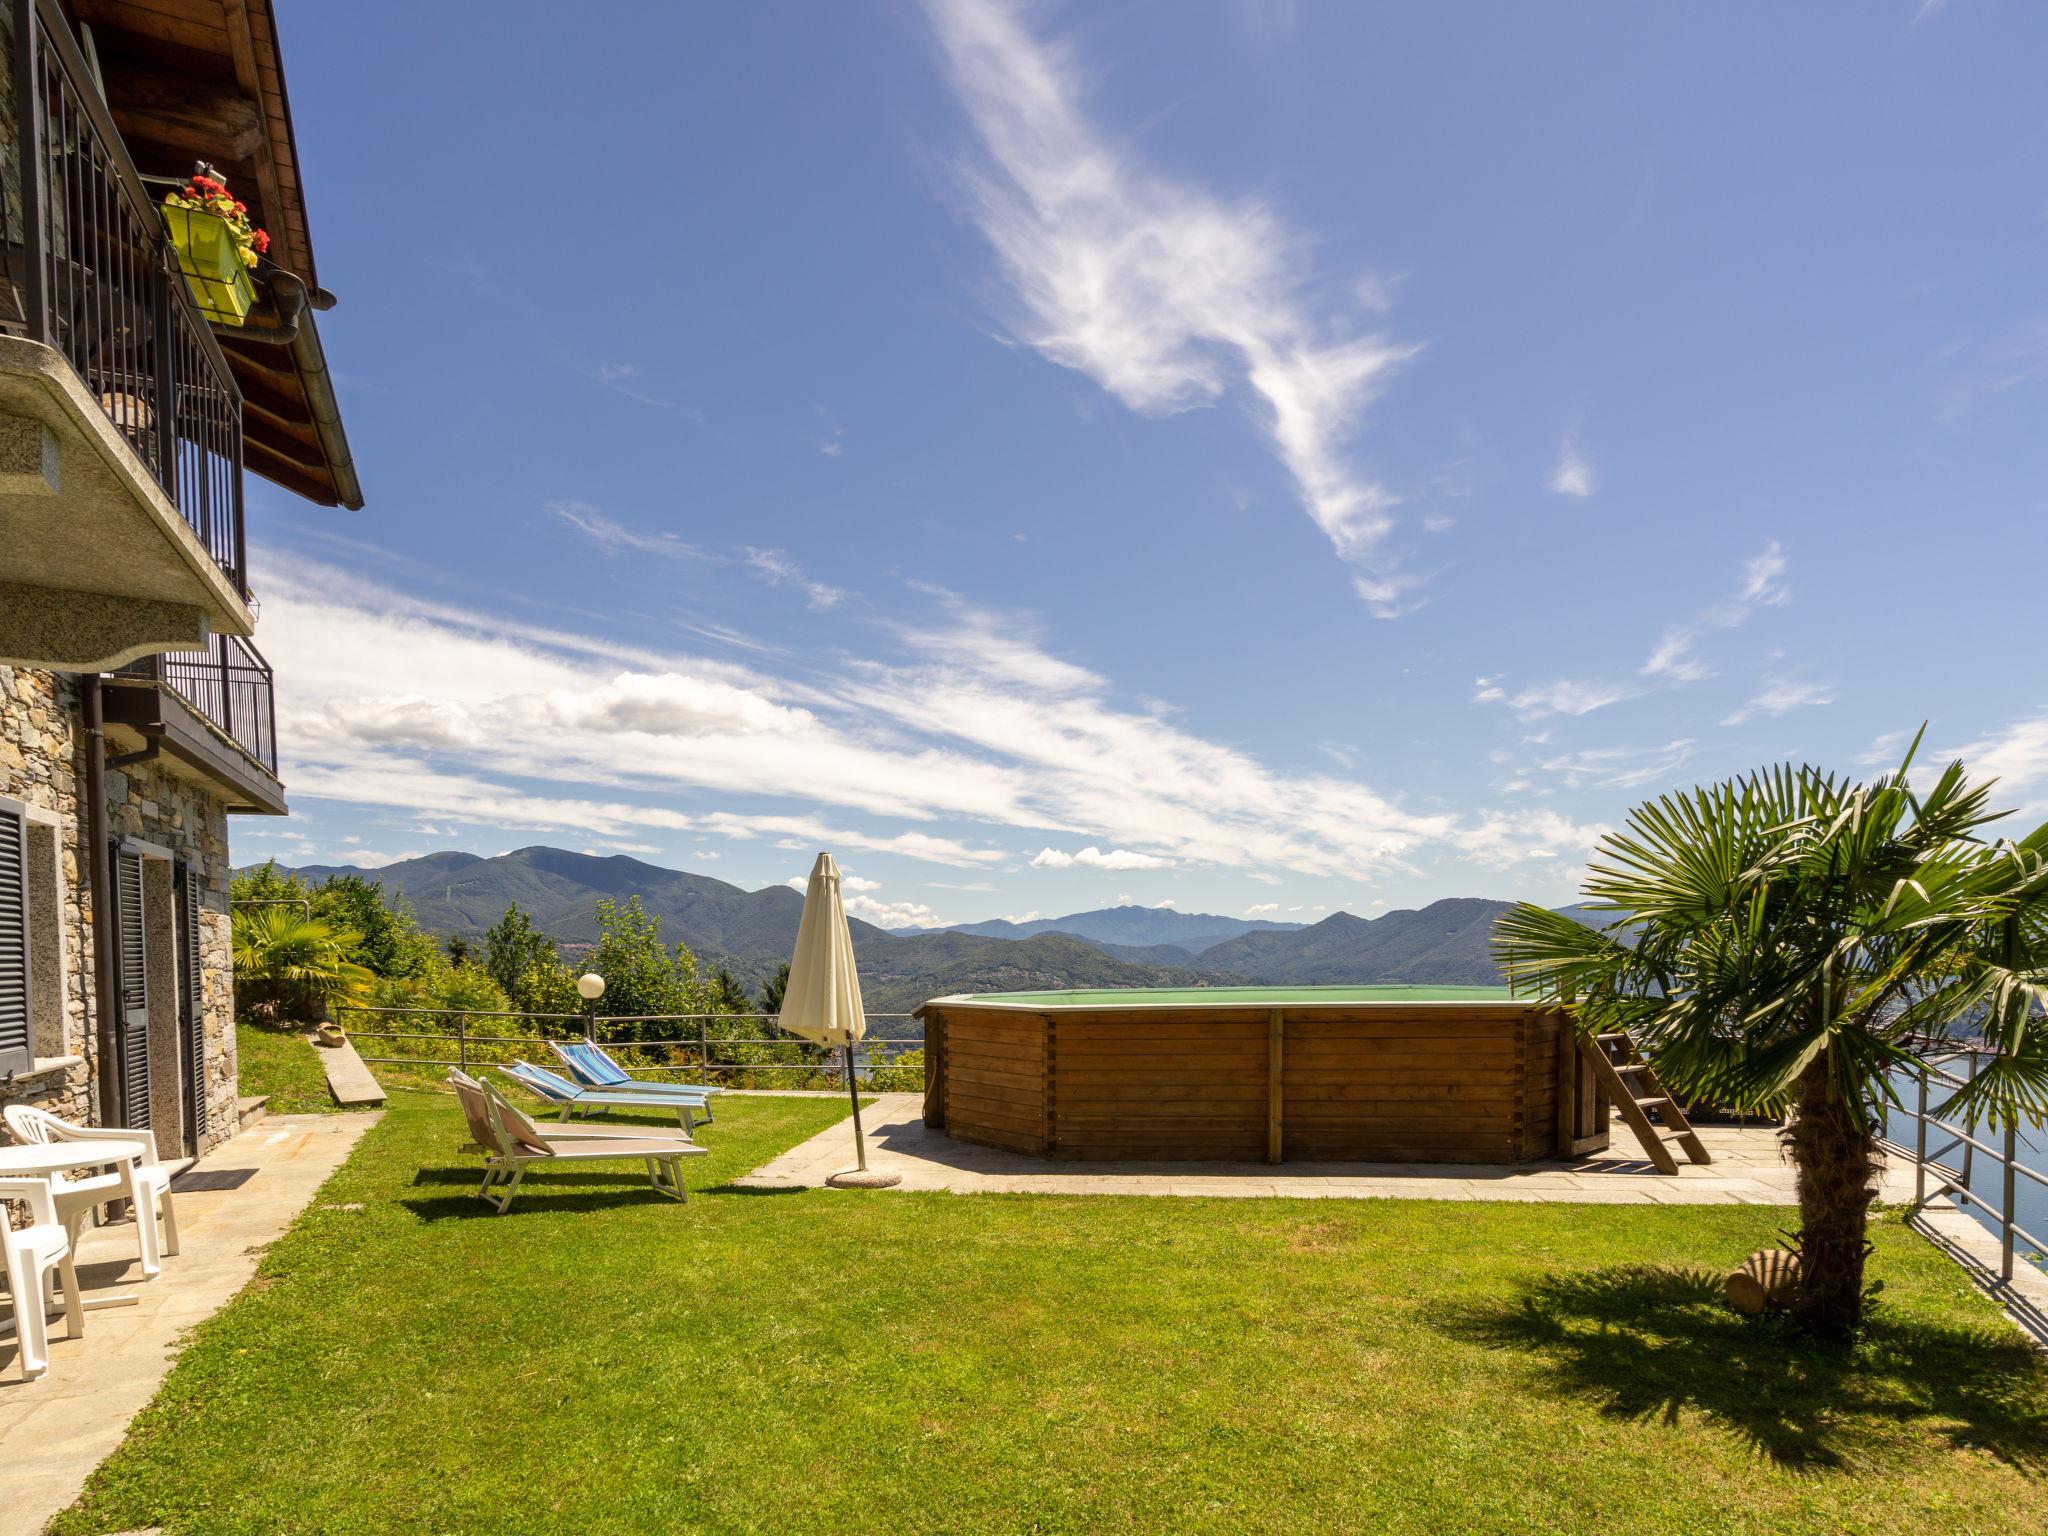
<box><xmin>743</xmin><ymin>548</ymin><xmax>845</xmax><ymax>610</ymax></box>
<box><xmin>1945</xmin><ymin>710</ymin><xmax>2048</xmax><ymax>814</ymax></box>
<box><xmin>1244</xmin><ymin>901</ymin><xmax>1280</xmax><ymax>916</ymax></box>
<box><xmin>1640</xmin><ymin>541</ymin><xmax>1790</xmax><ymax>682</ymax></box>
<box><xmin>581</xmin><ymin>361</ymin><xmax>701</xmax><ymax>417</ymax></box>
<box><xmin>1476</xmin><ymin>675</ymin><xmax>1638</xmax><ymax>720</ymax></box>
<box><xmin>1030</xmin><ymin>846</ymin><xmax>1174</xmax><ymax>871</ymax></box>
<box><xmin>1476</xmin><ymin>544</ymin><xmax>1791</xmax><ymax>736</ymax></box>
<box><xmin>1937</xmin><ymin>317</ymin><xmax>2048</xmax><ymax>419</ymax></box>
<box><xmin>1549</xmin><ymin>432</ymin><xmax>1594</xmax><ymax>498</ymax></box>
<box><xmin>342</xmin><ymin>849</ymin><xmax>424</xmax><ymax>870</ymax></box>
<box><xmin>781</xmin><ymin>875</ymin><xmax>946</xmax><ymax>930</ymax></box>
<box><xmin>1455</xmin><ymin>808</ymin><xmax>1614</xmax><ymax>870</ymax></box>
<box><xmin>551</xmin><ymin>502</ymin><xmax>708</xmax><ymax>562</ymax></box>
<box><xmin>920</xmin><ymin>0</ymin><xmax>1421</xmax><ymax>613</ymax></box>
<box><xmin>1720</xmin><ymin>678</ymin><xmax>1834</xmax><ymax>727</ymax></box>
<box><xmin>704</xmin><ymin>814</ymin><xmax>1005</xmax><ymax>868</ymax></box>
<box><xmin>1640</xmin><ymin>630</ymin><xmax>1714</xmax><ymax>684</ymax></box>
<box><xmin>853</xmin><ymin>894</ymin><xmax>949</xmax><ymax>929</ymax></box>
<box><xmin>258</xmin><ymin>556</ymin><xmax>1601</xmax><ymax>885</ymax></box>
<box><xmin>1536</xmin><ymin>739</ymin><xmax>1697</xmax><ymax>791</ymax></box>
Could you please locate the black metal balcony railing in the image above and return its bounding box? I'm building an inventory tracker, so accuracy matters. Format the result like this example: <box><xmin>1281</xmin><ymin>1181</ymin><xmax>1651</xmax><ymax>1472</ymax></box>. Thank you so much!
<box><xmin>117</xmin><ymin>633</ymin><xmax>278</xmax><ymax>775</ymax></box>
<box><xmin>1</xmin><ymin>0</ymin><xmax>246</xmax><ymax>593</ymax></box>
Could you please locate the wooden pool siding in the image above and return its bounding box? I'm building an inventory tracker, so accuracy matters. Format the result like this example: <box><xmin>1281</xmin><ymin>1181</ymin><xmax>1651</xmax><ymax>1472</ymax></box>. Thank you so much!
<box><xmin>920</xmin><ymin>1001</ymin><xmax>1580</xmax><ymax>1164</ymax></box>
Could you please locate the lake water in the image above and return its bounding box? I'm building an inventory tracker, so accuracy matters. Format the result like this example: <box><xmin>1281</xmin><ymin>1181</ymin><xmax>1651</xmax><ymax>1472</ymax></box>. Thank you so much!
<box><xmin>1882</xmin><ymin>1062</ymin><xmax>2048</xmax><ymax>1271</ymax></box>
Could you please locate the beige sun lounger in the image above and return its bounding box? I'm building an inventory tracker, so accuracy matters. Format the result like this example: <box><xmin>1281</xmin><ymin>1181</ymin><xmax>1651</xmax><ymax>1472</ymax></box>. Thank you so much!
<box><xmin>447</xmin><ymin>1069</ymin><xmax>671</xmax><ymax>1144</ymax></box>
<box><xmin>447</xmin><ymin>1071</ymin><xmax>707</xmax><ymax>1214</ymax></box>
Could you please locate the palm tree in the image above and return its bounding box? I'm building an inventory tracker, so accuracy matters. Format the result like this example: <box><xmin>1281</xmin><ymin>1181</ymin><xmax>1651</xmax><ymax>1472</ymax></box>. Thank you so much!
<box><xmin>1493</xmin><ymin>733</ymin><xmax>2048</xmax><ymax>1339</ymax></box>
<box><xmin>231</xmin><ymin>907</ymin><xmax>373</xmax><ymax>1025</ymax></box>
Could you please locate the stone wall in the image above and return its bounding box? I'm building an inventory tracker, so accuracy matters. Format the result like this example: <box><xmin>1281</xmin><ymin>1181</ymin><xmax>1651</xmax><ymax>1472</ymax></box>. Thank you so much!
<box><xmin>0</xmin><ymin>664</ymin><xmax>241</xmax><ymax>1155</ymax></box>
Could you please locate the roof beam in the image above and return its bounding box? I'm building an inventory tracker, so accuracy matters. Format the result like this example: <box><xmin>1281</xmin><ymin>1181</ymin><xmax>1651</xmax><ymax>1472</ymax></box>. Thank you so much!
<box><xmin>218</xmin><ymin>0</ymin><xmax>295</xmax><ymax>277</ymax></box>
<box><xmin>96</xmin><ymin>57</ymin><xmax>262</xmax><ymax>164</ymax></box>
<box><xmin>241</xmin><ymin>439</ymin><xmax>339</xmax><ymax>507</ymax></box>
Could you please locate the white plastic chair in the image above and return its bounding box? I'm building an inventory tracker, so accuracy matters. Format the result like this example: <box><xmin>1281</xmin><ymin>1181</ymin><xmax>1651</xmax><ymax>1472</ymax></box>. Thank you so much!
<box><xmin>1</xmin><ymin>1106</ymin><xmax>178</xmax><ymax>1278</ymax></box>
<box><xmin>0</xmin><ymin>1176</ymin><xmax>84</xmax><ymax>1381</ymax></box>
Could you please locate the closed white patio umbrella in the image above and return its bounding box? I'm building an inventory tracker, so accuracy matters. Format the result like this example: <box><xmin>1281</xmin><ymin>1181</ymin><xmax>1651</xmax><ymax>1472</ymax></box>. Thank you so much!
<box><xmin>780</xmin><ymin>852</ymin><xmax>900</xmax><ymax>1188</ymax></box>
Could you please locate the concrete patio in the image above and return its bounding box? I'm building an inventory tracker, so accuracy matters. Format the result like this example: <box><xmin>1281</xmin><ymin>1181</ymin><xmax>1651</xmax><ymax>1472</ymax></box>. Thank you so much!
<box><xmin>740</xmin><ymin>1092</ymin><xmax>1920</xmax><ymax>1205</ymax></box>
<box><xmin>0</xmin><ymin>1111</ymin><xmax>377</xmax><ymax>1536</ymax></box>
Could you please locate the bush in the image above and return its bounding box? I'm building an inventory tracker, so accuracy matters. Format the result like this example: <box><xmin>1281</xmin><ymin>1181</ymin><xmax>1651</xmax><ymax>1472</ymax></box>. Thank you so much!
<box><xmin>231</xmin><ymin>908</ymin><xmax>372</xmax><ymax>1024</ymax></box>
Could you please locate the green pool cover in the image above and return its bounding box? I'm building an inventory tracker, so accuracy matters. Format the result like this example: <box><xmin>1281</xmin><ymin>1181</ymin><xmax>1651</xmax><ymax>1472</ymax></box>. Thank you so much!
<box><xmin>952</xmin><ymin>984</ymin><xmax>1521</xmax><ymax>1008</ymax></box>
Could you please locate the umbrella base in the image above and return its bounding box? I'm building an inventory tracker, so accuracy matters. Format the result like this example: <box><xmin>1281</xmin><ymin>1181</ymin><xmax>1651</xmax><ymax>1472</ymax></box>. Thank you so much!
<box><xmin>826</xmin><ymin>1168</ymin><xmax>902</xmax><ymax>1189</ymax></box>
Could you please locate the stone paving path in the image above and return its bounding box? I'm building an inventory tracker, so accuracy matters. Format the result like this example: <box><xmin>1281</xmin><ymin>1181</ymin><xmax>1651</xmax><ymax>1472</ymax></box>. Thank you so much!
<box><xmin>1910</xmin><ymin>1204</ymin><xmax>2048</xmax><ymax>1347</ymax></box>
<box><xmin>0</xmin><ymin>1112</ymin><xmax>378</xmax><ymax>1536</ymax></box>
<box><xmin>740</xmin><ymin>1093</ymin><xmax>1921</xmax><ymax>1205</ymax></box>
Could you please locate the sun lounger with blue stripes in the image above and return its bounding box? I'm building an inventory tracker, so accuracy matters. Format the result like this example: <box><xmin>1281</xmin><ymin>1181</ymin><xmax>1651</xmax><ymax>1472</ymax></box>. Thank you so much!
<box><xmin>499</xmin><ymin>1060</ymin><xmax>717</xmax><ymax>1135</ymax></box>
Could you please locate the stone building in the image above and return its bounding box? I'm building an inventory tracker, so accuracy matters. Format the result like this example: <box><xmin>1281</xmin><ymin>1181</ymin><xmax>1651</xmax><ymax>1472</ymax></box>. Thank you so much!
<box><xmin>0</xmin><ymin>0</ymin><xmax>360</xmax><ymax>1160</ymax></box>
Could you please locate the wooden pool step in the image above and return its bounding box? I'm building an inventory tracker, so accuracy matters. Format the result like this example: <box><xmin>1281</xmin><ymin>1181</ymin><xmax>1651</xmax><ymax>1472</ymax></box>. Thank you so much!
<box><xmin>1576</xmin><ymin>1032</ymin><xmax>1711</xmax><ymax>1175</ymax></box>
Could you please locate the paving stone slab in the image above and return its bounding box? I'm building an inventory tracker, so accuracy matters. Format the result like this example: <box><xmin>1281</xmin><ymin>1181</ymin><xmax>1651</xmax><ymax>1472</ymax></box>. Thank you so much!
<box><xmin>738</xmin><ymin>1094</ymin><xmax>1860</xmax><ymax>1209</ymax></box>
<box><xmin>0</xmin><ymin>1113</ymin><xmax>378</xmax><ymax>1536</ymax></box>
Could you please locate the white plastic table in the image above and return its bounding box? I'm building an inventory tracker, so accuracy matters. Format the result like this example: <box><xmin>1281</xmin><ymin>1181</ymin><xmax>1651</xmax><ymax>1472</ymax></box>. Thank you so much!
<box><xmin>0</xmin><ymin>1138</ymin><xmax>153</xmax><ymax>1331</ymax></box>
<box><xmin>0</xmin><ymin>1139</ymin><xmax>149</xmax><ymax>1180</ymax></box>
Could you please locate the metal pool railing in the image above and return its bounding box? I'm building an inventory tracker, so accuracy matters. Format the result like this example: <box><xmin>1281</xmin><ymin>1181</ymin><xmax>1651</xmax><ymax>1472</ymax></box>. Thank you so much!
<box><xmin>1881</xmin><ymin>1048</ymin><xmax>2048</xmax><ymax>1285</ymax></box>
<box><xmin>333</xmin><ymin>1006</ymin><xmax>927</xmax><ymax>1085</ymax></box>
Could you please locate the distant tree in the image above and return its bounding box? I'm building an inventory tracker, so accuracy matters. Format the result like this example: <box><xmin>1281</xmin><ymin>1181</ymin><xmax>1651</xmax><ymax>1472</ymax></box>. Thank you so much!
<box><xmin>587</xmin><ymin>896</ymin><xmax>703</xmax><ymax>1034</ymax></box>
<box><xmin>760</xmin><ymin>961</ymin><xmax>791</xmax><ymax>1017</ymax></box>
<box><xmin>368</xmin><ymin>952</ymin><xmax>509</xmax><ymax>1017</ymax></box>
<box><xmin>483</xmin><ymin>904</ymin><xmax>559</xmax><ymax>997</ymax></box>
<box><xmin>513</xmin><ymin>960</ymin><xmax>583</xmax><ymax>1017</ymax></box>
<box><xmin>230</xmin><ymin>860</ymin><xmax>312</xmax><ymax>907</ymax></box>
<box><xmin>311</xmin><ymin>874</ymin><xmax>437</xmax><ymax>980</ymax></box>
<box><xmin>444</xmin><ymin>933</ymin><xmax>476</xmax><ymax>969</ymax></box>
<box><xmin>708</xmin><ymin>966</ymin><xmax>751</xmax><ymax>1015</ymax></box>
<box><xmin>428</xmin><ymin>962</ymin><xmax>508</xmax><ymax>1017</ymax></box>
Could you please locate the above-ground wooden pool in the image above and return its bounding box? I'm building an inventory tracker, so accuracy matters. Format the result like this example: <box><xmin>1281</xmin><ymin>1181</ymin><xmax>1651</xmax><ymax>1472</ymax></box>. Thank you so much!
<box><xmin>917</xmin><ymin>985</ymin><xmax>1606</xmax><ymax>1164</ymax></box>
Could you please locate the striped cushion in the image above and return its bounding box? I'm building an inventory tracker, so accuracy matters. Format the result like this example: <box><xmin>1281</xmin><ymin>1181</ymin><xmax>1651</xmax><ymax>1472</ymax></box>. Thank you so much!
<box><xmin>564</xmin><ymin>1041</ymin><xmax>633</xmax><ymax>1087</ymax></box>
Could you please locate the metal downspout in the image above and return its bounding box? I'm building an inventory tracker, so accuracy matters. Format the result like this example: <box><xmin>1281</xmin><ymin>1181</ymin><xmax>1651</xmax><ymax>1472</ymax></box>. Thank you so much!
<box><xmin>80</xmin><ymin>676</ymin><xmax>123</xmax><ymax>1128</ymax></box>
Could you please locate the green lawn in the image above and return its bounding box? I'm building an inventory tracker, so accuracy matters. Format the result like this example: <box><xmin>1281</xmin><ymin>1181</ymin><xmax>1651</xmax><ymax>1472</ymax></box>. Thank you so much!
<box><xmin>232</xmin><ymin>1023</ymin><xmax>353</xmax><ymax>1116</ymax></box>
<box><xmin>57</xmin><ymin>1092</ymin><xmax>2048</xmax><ymax>1536</ymax></box>
<box><xmin>235</xmin><ymin>1023</ymin><xmax>491</xmax><ymax>1112</ymax></box>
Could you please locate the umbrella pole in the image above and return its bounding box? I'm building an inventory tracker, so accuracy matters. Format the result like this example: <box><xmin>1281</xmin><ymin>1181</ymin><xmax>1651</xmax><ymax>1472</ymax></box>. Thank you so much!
<box><xmin>844</xmin><ymin>1042</ymin><xmax>869</xmax><ymax>1171</ymax></box>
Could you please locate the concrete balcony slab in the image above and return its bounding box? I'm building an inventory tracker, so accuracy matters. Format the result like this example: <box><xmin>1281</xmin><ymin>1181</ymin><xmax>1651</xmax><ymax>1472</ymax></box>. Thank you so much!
<box><xmin>0</xmin><ymin>336</ymin><xmax>251</xmax><ymax>670</ymax></box>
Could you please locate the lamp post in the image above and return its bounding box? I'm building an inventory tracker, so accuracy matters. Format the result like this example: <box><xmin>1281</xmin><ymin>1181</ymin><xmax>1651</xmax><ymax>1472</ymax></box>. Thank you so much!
<box><xmin>577</xmin><ymin>971</ymin><xmax>605</xmax><ymax>1042</ymax></box>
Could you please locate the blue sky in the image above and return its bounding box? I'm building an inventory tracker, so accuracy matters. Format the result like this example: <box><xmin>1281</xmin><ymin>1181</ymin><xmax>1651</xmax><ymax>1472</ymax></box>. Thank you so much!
<box><xmin>240</xmin><ymin>0</ymin><xmax>2048</xmax><ymax>931</ymax></box>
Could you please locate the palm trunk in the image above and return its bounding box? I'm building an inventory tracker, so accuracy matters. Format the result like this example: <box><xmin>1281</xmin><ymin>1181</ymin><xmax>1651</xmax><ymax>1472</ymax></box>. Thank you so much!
<box><xmin>1783</xmin><ymin>1054</ymin><xmax>1881</xmax><ymax>1339</ymax></box>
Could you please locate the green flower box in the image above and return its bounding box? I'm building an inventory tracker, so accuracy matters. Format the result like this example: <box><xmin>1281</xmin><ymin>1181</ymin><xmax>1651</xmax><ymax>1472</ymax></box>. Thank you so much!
<box><xmin>162</xmin><ymin>204</ymin><xmax>255</xmax><ymax>326</ymax></box>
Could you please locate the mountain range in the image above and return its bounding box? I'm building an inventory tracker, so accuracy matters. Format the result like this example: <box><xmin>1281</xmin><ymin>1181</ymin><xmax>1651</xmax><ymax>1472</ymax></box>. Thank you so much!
<box><xmin>259</xmin><ymin>846</ymin><xmax>1576</xmax><ymax>1013</ymax></box>
<box><xmin>923</xmin><ymin>906</ymin><xmax>1304</xmax><ymax>949</ymax></box>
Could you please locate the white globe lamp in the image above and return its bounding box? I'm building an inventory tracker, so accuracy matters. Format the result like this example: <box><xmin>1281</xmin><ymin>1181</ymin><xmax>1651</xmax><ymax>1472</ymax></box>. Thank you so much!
<box><xmin>576</xmin><ymin>972</ymin><xmax>605</xmax><ymax>1041</ymax></box>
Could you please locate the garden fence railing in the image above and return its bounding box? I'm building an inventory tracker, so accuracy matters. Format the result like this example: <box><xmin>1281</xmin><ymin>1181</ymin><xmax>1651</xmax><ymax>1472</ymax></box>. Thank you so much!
<box><xmin>1882</xmin><ymin>1048</ymin><xmax>2048</xmax><ymax>1284</ymax></box>
<box><xmin>334</xmin><ymin>1005</ymin><xmax>925</xmax><ymax>1086</ymax></box>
